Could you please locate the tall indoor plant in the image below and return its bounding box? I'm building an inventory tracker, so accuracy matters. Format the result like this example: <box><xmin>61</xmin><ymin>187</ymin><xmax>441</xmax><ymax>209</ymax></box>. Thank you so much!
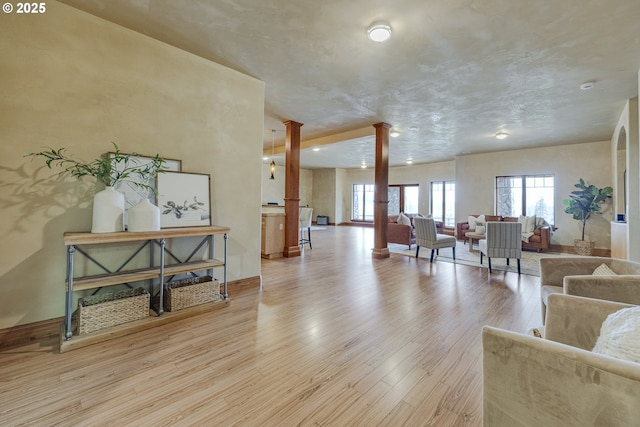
<box><xmin>25</xmin><ymin>143</ymin><xmax>166</xmax><ymax>233</ymax></box>
<box><xmin>563</xmin><ymin>178</ymin><xmax>613</xmax><ymax>255</ymax></box>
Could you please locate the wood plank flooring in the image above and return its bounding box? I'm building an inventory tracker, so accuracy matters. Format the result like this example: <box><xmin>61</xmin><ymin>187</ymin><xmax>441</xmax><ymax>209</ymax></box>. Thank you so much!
<box><xmin>0</xmin><ymin>225</ymin><xmax>542</xmax><ymax>426</ymax></box>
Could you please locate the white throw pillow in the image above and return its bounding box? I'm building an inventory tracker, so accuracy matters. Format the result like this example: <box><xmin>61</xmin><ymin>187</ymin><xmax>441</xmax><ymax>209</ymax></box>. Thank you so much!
<box><xmin>592</xmin><ymin>306</ymin><xmax>640</xmax><ymax>364</ymax></box>
<box><xmin>518</xmin><ymin>215</ymin><xmax>536</xmax><ymax>233</ymax></box>
<box><xmin>593</xmin><ymin>263</ymin><xmax>618</xmax><ymax>276</ymax></box>
<box><xmin>475</xmin><ymin>225</ymin><xmax>486</xmax><ymax>235</ymax></box>
<box><xmin>468</xmin><ymin>215</ymin><xmax>485</xmax><ymax>230</ymax></box>
<box><xmin>398</xmin><ymin>212</ymin><xmax>412</xmax><ymax>226</ymax></box>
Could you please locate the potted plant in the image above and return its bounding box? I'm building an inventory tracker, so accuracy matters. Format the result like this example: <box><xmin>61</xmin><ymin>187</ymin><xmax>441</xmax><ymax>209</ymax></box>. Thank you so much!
<box><xmin>563</xmin><ymin>178</ymin><xmax>613</xmax><ymax>255</ymax></box>
<box><xmin>25</xmin><ymin>143</ymin><xmax>167</xmax><ymax>233</ymax></box>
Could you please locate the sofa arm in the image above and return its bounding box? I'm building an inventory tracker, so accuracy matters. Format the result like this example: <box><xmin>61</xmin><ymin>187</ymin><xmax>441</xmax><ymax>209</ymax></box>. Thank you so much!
<box><xmin>545</xmin><ymin>294</ymin><xmax>633</xmax><ymax>350</ymax></box>
<box><xmin>482</xmin><ymin>324</ymin><xmax>640</xmax><ymax>427</ymax></box>
<box><xmin>537</xmin><ymin>225</ymin><xmax>551</xmax><ymax>245</ymax></box>
<box><xmin>456</xmin><ymin>222</ymin><xmax>470</xmax><ymax>241</ymax></box>
<box><xmin>387</xmin><ymin>222</ymin><xmax>412</xmax><ymax>244</ymax></box>
<box><xmin>540</xmin><ymin>257</ymin><xmax>613</xmax><ymax>286</ymax></box>
<box><xmin>564</xmin><ymin>275</ymin><xmax>640</xmax><ymax>306</ymax></box>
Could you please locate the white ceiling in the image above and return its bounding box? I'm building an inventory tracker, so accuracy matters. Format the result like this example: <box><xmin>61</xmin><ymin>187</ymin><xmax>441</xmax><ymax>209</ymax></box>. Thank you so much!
<box><xmin>61</xmin><ymin>0</ymin><xmax>640</xmax><ymax>169</ymax></box>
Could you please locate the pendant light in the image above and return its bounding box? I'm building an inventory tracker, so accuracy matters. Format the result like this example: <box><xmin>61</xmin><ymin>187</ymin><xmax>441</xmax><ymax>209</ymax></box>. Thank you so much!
<box><xmin>269</xmin><ymin>129</ymin><xmax>276</xmax><ymax>180</ymax></box>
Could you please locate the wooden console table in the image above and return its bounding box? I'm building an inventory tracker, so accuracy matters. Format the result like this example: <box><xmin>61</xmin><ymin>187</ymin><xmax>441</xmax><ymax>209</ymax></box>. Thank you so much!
<box><xmin>62</xmin><ymin>226</ymin><xmax>229</xmax><ymax>352</ymax></box>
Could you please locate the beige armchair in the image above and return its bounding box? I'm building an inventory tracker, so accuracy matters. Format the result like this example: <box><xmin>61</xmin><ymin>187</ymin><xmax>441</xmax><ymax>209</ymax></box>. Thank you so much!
<box><xmin>483</xmin><ymin>294</ymin><xmax>640</xmax><ymax>427</ymax></box>
<box><xmin>413</xmin><ymin>217</ymin><xmax>456</xmax><ymax>262</ymax></box>
<box><xmin>540</xmin><ymin>257</ymin><xmax>640</xmax><ymax>323</ymax></box>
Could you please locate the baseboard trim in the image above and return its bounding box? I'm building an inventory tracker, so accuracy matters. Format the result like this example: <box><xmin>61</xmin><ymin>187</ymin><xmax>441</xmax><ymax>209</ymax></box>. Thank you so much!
<box><xmin>1</xmin><ymin>276</ymin><xmax>262</xmax><ymax>350</ymax></box>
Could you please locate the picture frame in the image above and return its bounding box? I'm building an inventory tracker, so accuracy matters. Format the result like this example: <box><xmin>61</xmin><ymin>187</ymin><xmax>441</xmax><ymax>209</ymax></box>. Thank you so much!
<box><xmin>109</xmin><ymin>153</ymin><xmax>182</xmax><ymax>228</ymax></box>
<box><xmin>157</xmin><ymin>171</ymin><xmax>211</xmax><ymax>228</ymax></box>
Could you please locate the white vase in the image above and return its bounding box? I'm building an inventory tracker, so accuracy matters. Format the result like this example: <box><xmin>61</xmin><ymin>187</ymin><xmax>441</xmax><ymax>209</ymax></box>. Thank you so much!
<box><xmin>128</xmin><ymin>199</ymin><xmax>161</xmax><ymax>232</ymax></box>
<box><xmin>91</xmin><ymin>186</ymin><xmax>125</xmax><ymax>233</ymax></box>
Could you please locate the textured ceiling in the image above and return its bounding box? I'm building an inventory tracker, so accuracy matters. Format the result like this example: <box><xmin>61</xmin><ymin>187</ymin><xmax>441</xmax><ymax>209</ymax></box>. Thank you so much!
<box><xmin>61</xmin><ymin>0</ymin><xmax>640</xmax><ymax>169</ymax></box>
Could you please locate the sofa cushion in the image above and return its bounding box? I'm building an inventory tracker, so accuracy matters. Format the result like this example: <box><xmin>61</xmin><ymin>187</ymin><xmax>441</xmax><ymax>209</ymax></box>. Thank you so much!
<box><xmin>592</xmin><ymin>306</ymin><xmax>640</xmax><ymax>363</ymax></box>
<box><xmin>388</xmin><ymin>215</ymin><xmax>399</xmax><ymax>223</ymax></box>
<box><xmin>593</xmin><ymin>263</ymin><xmax>618</xmax><ymax>276</ymax></box>
<box><xmin>468</xmin><ymin>215</ymin><xmax>485</xmax><ymax>229</ymax></box>
<box><xmin>398</xmin><ymin>212</ymin><xmax>412</xmax><ymax>226</ymax></box>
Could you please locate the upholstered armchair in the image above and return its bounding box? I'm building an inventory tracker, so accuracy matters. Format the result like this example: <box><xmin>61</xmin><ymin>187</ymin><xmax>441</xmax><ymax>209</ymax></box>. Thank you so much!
<box><xmin>483</xmin><ymin>294</ymin><xmax>640</xmax><ymax>427</ymax></box>
<box><xmin>479</xmin><ymin>221</ymin><xmax>522</xmax><ymax>274</ymax></box>
<box><xmin>539</xmin><ymin>256</ymin><xmax>640</xmax><ymax>323</ymax></box>
<box><xmin>413</xmin><ymin>217</ymin><xmax>456</xmax><ymax>262</ymax></box>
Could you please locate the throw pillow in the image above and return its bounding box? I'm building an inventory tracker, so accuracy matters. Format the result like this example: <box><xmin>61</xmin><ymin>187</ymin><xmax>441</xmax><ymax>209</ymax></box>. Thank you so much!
<box><xmin>475</xmin><ymin>225</ymin><xmax>486</xmax><ymax>235</ymax></box>
<box><xmin>592</xmin><ymin>306</ymin><xmax>640</xmax><ymax>364</ymax></box>
<box><xmin>468</xmin><ymin>215</ymin><xmax>485</xmax><ymax>230</ymax></box>
<box><xmin>398</xmin><ymin>212</ymin><xmax>412</xmax><ymax>226</ymax></box>
<box><xmin>518</xmin><ymin>215</ymin><xmax>536</xmax><ymax>233</ymax></box>
<box><xmin>593</xmin><ymin>263</ymin><xmax>618</xmax><ymax>276</ymax></box>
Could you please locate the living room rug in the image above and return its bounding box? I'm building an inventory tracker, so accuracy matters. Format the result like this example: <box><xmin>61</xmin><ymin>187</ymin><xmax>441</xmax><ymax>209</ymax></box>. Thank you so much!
<box><xmin>388</xmin><ymin>241</ymin><xmax>570</xmax><ymax>276</ymax></box>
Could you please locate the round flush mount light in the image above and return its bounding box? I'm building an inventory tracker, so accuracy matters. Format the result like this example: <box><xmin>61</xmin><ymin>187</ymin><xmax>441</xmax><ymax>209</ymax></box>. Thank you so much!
<box><xmin>312</xmin><ymin>147</ymin><xmax>320</xmax><ymax>152</ymax></box>
<box><xmin>406</xmin><ymin>158</ymin><xmax>413</xmax><ymax>165</ymax></box>
<box><xmin>580</xmin><ymin>81</ymin><xmax>595</xmax><ymax>90</ymax></box>
<box><xmin>367</xmin><ymin>22</ymin><xmax>392</xmax><ymax>42</ymax></box>
<box><xmin>390</xmin><ymin>129</ymin><xmax>400</xmax><ymax>138</ymax></box>
<box><xmin>495</xmin><ymin>131</ymin><xmax>508</xmax><ymax>140</ymax></box>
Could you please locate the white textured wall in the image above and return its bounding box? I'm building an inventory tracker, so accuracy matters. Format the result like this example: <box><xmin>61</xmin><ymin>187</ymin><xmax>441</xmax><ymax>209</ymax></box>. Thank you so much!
<box><xmin>0</xmin><ymin>2</ymin><xmax>264</xmax><ymax>328</ymax></box>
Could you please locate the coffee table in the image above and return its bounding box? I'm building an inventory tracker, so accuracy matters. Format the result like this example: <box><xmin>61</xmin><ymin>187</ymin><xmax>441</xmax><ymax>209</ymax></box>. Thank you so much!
<box><xmin>465</xmin><ymin>232</ymin><xmax>485</xmax><ymax>251</ymax></box>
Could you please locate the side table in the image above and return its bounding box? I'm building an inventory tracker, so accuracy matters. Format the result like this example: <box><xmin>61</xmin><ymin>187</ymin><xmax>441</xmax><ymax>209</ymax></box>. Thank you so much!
<box><xmin>465</xmin><ymin>232</ymin><xmax>485</xmax><ymax>251</ymax></box>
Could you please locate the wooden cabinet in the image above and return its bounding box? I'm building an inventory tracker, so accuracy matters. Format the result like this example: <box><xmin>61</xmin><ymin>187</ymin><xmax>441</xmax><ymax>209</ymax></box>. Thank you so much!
<box><xmin>61</xmin><ymin>226</ymin><xmax>229</xmax><ymax>352</ymax></box>
<box><xmin>261</xmin><ymin>213</ymin><xmax>285</xmax><ymax>258</ymax></box>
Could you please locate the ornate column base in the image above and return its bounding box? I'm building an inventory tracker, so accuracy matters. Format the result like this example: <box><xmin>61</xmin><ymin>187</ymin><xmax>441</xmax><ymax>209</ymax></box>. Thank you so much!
<box><xmin>372</xmin><ymin>247</ymin><xmax>390</xmax><ymax>259</ymax></box>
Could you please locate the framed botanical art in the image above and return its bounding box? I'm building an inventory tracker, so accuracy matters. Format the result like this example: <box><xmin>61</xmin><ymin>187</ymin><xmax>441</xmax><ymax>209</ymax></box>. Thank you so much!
<box><xmin>109</xmin><ymin>152</ymin><xmax>182</xmax><ymax>227</ymax></box>
<box><xmin>157</xmin><ymin>172</ymin><xmax>211</xmax><ymax>228</ymax></box>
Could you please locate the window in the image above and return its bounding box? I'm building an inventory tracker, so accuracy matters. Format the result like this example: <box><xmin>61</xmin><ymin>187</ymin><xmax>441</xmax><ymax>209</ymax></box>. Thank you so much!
<box><xmin>496</xmin><ymin>175</ymin><xmax>555</xmax><ymax>225</ymax></box>
<box><xmin>388</xmin><ymin>184</ymin><xmax>419</xmax><ymax>216</ymax></box>
<box><xmin>352</xmin><ymin>184</ymin><xmax>375</xmax><ymax>221</ymax></box>
<box><xmin>430</xmin><ymin>181</ymin><xmax>455</xmax><ymax>227</ymax></box>
<box><xmin>353</xmin><ymin>184</ymin><xmax>419</xmax><ymax>221</ymax></box>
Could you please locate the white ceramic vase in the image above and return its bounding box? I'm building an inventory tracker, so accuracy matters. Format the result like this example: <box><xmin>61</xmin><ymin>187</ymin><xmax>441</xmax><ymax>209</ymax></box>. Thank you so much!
<box><xmin>91</xmin><ymin>186</ymin><xmax>125</xmax><ymax>233</ymax></box>
<box><xmin>128</xmin><ymin>199</ymin><xmax>161</xmax><ymax>232</ymax></box>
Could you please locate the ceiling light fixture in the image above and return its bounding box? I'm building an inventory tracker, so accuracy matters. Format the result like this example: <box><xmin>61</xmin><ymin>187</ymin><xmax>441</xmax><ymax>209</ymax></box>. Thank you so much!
<box><xmin>580</xmin><ymin>81</ymin><xmax>595</xmax><ymax>90</ymax></box>
<box><xmin>367</xmin><ymin>22</ymin><xmax>392</xmax><ymax>43</ymax></box>
<box><xmin>495</xmin><ymin>131</ymin><xmax>508</xmax><ymax>140</ymax></box>
<box><xmin>360</xmin><ymin>162</ymin><xmax>367</xmax><ymax>169</ymax></box>
<box><xmin>406</xmin><ymin>158</ymin><xmax>413</xmax><ymax>165</ymax></box>
<box><xmin>269</xmin><ymin>129</ymin><xmax>276</xmax><ymax>180</ymax></box>
<box><xmin>312</xmin><ymin>147</ymin><xmax>320</xmax><ymax>152</ymax></box>
<box><xmin>390</xmin><ymin>130</ymin><xmax>400</xmax><ymax>138</ymax></box>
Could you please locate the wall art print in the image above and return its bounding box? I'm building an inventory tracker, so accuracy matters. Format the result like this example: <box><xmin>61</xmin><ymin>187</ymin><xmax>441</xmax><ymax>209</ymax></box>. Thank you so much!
<box><xmin>157</xmin><ymin>171</ymin><xmax>211</xmax><ymax>228</ymax></box>
<box><xmin>109</xmin><ymin>153</ymin><xmax>181</xmax><ymax>228</ymax></box>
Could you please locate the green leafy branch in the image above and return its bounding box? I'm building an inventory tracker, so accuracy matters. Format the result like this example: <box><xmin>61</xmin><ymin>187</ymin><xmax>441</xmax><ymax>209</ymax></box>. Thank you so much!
<box><xmin>24</xmin><ymin>143</ymin><xmax>168</xmax><ymax>195</ymax></box>
<box><xmin>563</xmin><ymin>178</ymin><xmax>613</xmax><ymax>241</ymax></box>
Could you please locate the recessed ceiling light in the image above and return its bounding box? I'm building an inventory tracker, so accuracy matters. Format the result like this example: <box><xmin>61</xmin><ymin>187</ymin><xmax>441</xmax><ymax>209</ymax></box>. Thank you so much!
<box><xmin>495</xmin><ymin>131</ymin><xmax>508</xmax><ymax>140</ymax></box>
<box><xmin>263</xmin><ymin>156</ymin><xmax>269</xmax><ymax>161</ymax></box>
<box><xmin>367</xmin><ymin>22</ymin><xmax>392</xmax><ymax>43</ymax></box>
<box><xmin>390</xmin><ymin>130</ymin><xmax>400</xmax><ymax>138</ymax></box>
<box><xmin>580</xmin><ymin>81</ymin><xmax>595</xmax><ymax>90</ymax></box>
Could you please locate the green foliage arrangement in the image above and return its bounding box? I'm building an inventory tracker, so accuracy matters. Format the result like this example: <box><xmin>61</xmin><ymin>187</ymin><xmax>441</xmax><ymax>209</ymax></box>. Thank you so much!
<box><xmin>24</xmin><ymin>142</ymin><xmax>167</xmax><ymax>194</ymax></box>
<box><xmin>563</xmin><ymin>178</ymin><xmax>613</xmax><ymax>241</ymax></box>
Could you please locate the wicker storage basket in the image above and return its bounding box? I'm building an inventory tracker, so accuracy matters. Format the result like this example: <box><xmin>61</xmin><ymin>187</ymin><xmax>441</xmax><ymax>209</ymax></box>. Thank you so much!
<box><xmin>77</xmin><ymin>287</ymin><xmax>150</xmax><ymax>335</ymax></box>
<box><xmin>164</xmin><ymin>276</ymin><xmax>220</xmax><ymax>312</ymax></box>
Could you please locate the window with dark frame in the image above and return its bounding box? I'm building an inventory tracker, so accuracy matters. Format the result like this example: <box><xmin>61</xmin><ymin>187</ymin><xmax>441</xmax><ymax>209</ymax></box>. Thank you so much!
<box><xmin>352</xmin><ymin>184</ymin><xmax>419</xmax><ymax>221</ymax></box>
<box><xmin>430</xmin><ymin>181</ymin><xmax>455</xmax><ymax>227</ymax></box>
<box><xmin>496</xmin><ymin>174</ymin><xmax>555</xmax><ymax>225</ymax></box>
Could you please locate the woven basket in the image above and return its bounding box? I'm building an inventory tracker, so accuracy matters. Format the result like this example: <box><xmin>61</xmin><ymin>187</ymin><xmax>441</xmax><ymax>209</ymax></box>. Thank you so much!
<box><xmin>574</xmin><ymin>239</ymin><xmax>595</xmax><ymax>256</ymax></box>
<box><xmin>77</xmin><ymin>288</ymin><xmax>150</xmax><ymax>335</ymax></box>
<box><xmin>164</xmin><ymin>276</ymin><xmax>220</xmax><ymax>312</ymax></box>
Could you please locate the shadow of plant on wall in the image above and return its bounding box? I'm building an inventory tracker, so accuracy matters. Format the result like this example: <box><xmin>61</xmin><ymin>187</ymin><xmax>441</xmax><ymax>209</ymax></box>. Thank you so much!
<box><xmin>0</xmin><ymin>163</ymin><xmax>94</xmax><ymax>233</ymax></box>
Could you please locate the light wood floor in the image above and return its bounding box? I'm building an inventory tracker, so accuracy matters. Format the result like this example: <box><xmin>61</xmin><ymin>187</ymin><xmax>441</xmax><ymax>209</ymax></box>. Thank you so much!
<box><xmin>0</xmin><ymin>226</ymin><xmax>542</xmax><ymax>426</ymax></box>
